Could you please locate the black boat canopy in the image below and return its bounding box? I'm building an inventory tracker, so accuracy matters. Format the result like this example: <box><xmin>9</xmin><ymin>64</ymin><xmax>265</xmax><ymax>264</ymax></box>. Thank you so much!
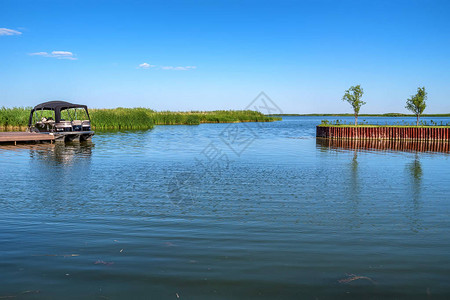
<box><xmin>28</xmin><ymin>101</ymin><xmax>90</xmax><ymax>126</ymax></box>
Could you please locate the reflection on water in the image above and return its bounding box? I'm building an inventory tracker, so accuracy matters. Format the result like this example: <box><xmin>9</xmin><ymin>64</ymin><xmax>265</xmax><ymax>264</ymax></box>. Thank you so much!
<box><xmin>405</xmin><ymin>153</ymin><xmax>423</xmax><ymax>233</ymax></box>
<box><xmin>0</xmin><ymin>117</ymin><xmax>449</xmax><ymax>299</ymax></box>
<box><xmin>408</xmin><ymin>153</ymin><xmax>423</xmax><ymax>181</ymax></box>
<box><xmin>316</xmin><ymin>137</ymin><xmax>450</xmax><ymax>153</ymax></box>
<box><xmin>28</xmin><ymin>142</ymin><xmax>93</xmax><ymax>165</ymax></box>
<box><xmin>348</xmin><ymin>151</ymin><xmax>361</xmax><ymax>228</ymax></box>
<box><xmin>0</xmin><ymin>142</ymin><xmax>94</xmax><ymax>166</ymax></box>
<box><xmin>316</xmin><ymin>137</ymin><xmax>435</xmax><ymax>233</ymax></box>
<box><xmin>317</xmin><ymin>136</ymin><xmax>433</xmax><ymax>235</ymax></box>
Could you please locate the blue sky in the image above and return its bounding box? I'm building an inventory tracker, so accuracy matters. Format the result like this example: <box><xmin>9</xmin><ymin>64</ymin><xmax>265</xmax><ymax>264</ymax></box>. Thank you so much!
<box><xmin>1</xmin><ymin>0</ymin><xmax>449</xmax><ymax>113</ymax></box>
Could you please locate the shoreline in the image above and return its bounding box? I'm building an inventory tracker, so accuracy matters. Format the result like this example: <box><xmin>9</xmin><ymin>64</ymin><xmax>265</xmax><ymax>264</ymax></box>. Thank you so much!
<box><xmin>0</xmin><ymin>118</ymin><xmax>280</xmax><ymax>132</ymax></box>
<box><xmin>0</xmin><ymin>108</ymin><xmax>282</xmax><ymax>130</ymax></box>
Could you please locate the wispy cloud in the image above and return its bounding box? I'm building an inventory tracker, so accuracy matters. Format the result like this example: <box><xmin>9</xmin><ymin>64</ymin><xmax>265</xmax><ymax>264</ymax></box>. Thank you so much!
<box><xmin>0</xmin><ymin>28</ymin><xmax>22</xmax><ymax>36</ymax></box>
<box><xmin>138</xmin><ymin>62</ymin><xmax>156</xmax><ymax>69</ymax></box>
<box><xmin>138</xmin><ymin>63</ymin><xmax>196</xmax><ymax>70</ymax></box>
<box><xmin>29</xmin><ymin>51</ymin><xmax>77</xmax><ymax>60</ymax></box>
<box><xmin>160</xmin><ymin>66</ymin><xmax>197</xmax><ymax>71</ymax></box>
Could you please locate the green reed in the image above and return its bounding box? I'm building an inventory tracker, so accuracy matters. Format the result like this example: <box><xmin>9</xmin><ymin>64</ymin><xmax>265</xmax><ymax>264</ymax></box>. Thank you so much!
<box><xmin>150</xmin><ymin>110</ymin><xmax>280</xmax><ymax>125</ymax></box>
<box><xmin>0</xmin><ymin>107</ymin><xmax>31</xmax><ymax>129</ymax></box>
<box><xmin>0</xmin><ymin>107</ymin><xmax>281</xmax><ymax>130</ymax></box>
<box><xmin>90</xmin><ymin>108</ymin><xmax>155</xmax><ymax>129</ymax></box>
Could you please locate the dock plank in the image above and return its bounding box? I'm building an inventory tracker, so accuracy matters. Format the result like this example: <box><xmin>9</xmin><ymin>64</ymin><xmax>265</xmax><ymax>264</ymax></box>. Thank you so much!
<box><xmin>0</xmin><ymin>132</ymin><xmax>55</xmax><ymax>143</ymax></box>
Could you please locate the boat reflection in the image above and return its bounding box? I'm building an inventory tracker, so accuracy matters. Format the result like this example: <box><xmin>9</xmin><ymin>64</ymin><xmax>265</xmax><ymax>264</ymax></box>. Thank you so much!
<box><xmin>316</xmin><ymin>138</ymin><xmax>450</xmax><ymax>153</ymax></box>
<box><xmin>27</xmin><ymin>142</ymin><xmax>94</xmax><ymax>165</ymax></box>
<box><xmin>2</xmin><ymin>142</ymin><xmax>96</xmax><ymax>166</ymax></box>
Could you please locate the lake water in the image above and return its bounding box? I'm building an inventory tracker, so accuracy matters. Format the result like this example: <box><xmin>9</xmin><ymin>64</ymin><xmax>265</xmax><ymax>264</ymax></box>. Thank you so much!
<box><xmin>0</xmin><ymin>116</ymin><xmax>449</xmax><ymax>299</ymax></box>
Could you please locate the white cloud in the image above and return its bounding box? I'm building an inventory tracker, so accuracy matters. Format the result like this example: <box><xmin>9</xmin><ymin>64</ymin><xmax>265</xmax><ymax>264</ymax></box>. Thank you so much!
<box><xmin>138</xmin><ymin>62</ymin><xmax>156</xmax><ymax>69</ymax></box>
<box><xmin>29</xmin><ymin>51</ymin><xmax>77</xmax><ymax>60</ymax></box>
<box><xmin>29</xmin><ymin>52</ymin><xmax>48</xmax><ymax>56</ymax></box>
<box><xmin>161</xmin><ymin>66</ymin><xmax>197</xmax><ymax>71</ymax></box>
<box><xmin>0</xmin><ymin>28</ymin><xmax>22</xmax><ymax>36</ymax></box>
<box><xmin>137</xmin><ymin>63</ymin><xmax>197</xmax><ymax>70</ymax></box>
<box><xmin>52</xmin><ymin>51</ymin><xmax>73</xmax><ymax>56</ymax></box>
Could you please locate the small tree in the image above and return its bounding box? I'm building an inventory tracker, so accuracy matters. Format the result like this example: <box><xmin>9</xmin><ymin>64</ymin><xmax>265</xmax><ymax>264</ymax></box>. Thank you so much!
<box><xmin>342</xmin><ymin>85</ymin><xmax>366</xmax><ymax>125</ymax></box>
<box><xmin>406</xmin><ymin>87</ymin><xmax>427</xmax><ymax>126</ymax></box>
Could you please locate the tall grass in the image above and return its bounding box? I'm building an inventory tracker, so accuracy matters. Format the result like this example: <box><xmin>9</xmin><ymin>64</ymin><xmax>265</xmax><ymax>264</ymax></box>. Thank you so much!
<box><xmin>0</xmin><ymin>107</ymin><xmax>281</xmax><ymax>130</ymax></box>
<box><xmin>150</xmin><ymin>110</ymin><xmax>279</xmax><ymax>125</ymax></box>
<box><xmin>90</xmin><ymin>108</ymin><xmax>155</xmax><ymax>129</ymax></box>
<box><xmin>0</xmin><ymin>107</ymin><xmax>31</xmax><ymax>129</ymax></box>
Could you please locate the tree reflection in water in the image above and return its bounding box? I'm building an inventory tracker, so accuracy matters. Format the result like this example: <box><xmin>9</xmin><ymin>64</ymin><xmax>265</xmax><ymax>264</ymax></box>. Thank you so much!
<box><xmin>348</xmin><ymin>150</ymin><xmax>361</xmax><ymax>228</ymax></box>
<box><xmin>316</xmin><ymin>138</ymin><xmax>430</xmax><ymax>233</ymax></box>
<box><xmin>405</xmin><ymin>153</ymin><xmax>423</xmax><ymax>233</ymax></box>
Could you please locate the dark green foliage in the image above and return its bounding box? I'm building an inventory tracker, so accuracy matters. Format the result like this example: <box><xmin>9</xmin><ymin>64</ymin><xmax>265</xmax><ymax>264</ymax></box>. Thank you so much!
<box><xmin>406</xmin><ymin>87</ymin><xmax>427</xmax><ymax>125</ymax></box>
<box><xmin>342</xmin><ymin>85</ymin><xmax>366</xmax><ymax>125</ymax></box>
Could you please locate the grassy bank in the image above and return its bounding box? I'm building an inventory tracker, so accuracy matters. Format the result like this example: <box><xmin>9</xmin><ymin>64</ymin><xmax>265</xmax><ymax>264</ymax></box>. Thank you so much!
<box><xmin>0</xmin><ymin>107</ymin><xmax>281</xmax><ymax>130</ymax></box>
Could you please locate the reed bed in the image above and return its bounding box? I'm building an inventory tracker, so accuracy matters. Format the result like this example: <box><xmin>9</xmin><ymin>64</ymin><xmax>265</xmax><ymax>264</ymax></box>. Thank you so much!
<box><xmin>0</xmin><ymin>107</ymin><xmax>31</xmax><ymax>130</ymax></box>
<box><xmin>0</xmin><ymin>107</ymin><xmax>281</xmax><ymax>130</ymax></box>
<box><xmin>150</xmin><ymin>110</ymin><xmax>279</xmax><ymax>125</ymax></box>
<box><xmin>90</xmin><ymin>108</ymin><xmax>154</xmax><ymax>129</ymax></box>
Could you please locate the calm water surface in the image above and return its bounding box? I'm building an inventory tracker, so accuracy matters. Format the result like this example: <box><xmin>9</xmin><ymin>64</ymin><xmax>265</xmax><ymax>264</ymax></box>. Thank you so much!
<box><xmin>0</xmin><ymin>116</ymin><xmax>449</xmax><ymax>299</ymax></box>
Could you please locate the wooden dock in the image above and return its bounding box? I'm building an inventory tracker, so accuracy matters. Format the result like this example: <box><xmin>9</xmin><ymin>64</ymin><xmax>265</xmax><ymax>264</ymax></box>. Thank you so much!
<box><xmin>0</xmin><ymin>132</ymin><xmax>55</xmax><ymax>144</ymax></box>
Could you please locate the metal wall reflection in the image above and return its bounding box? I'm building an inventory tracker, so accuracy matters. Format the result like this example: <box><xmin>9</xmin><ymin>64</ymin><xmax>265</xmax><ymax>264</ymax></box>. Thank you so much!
<box><xmin>316</xmin><ymin>137</ymin><xmax>450</xmax><ymax>153</ymax></box>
